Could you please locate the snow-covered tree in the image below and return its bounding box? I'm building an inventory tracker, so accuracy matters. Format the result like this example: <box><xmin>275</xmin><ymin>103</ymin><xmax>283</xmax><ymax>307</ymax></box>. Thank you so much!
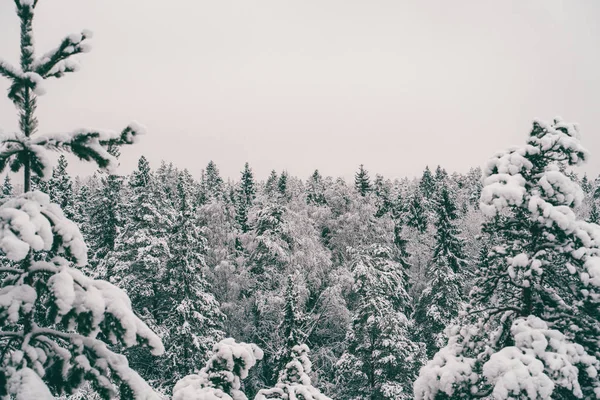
<box><xmin>204</xmin><ymin>160</ymin><xmax>224</xmax><ymax>201</ymax></box>
<box><xmin>1</xmin><ymin>175</ymin><xmax>13</xmax><ymax>199</ymax></box>
<box><xmin>278</xmin><ymin>171</ymin><xmax>289</xmax><ymax>197</ymax></box>
<box><xmin>236</xmin><ymin>162</ymin><xmax>257</xmax><ymax>232</ymax></box>
<box><xmin>337</xmin><ymin>244</ymin><xmax>423</xmax><ymax>400</ymax></box>
<box><xmin>419</xmin><ymin>166</ymin><xmax>436</xmax><ymax>199</ymax></box>
<box><xmin>415</xmin><ymin>118</ymin><xmax>600</xmax><ymax>399</ymax></box>
<box><xmin>162</xmin><ymin>169</ymin><xmax>225</xmax><ymax>385</ymax></box>
<box><xmin>413</xmin><ymin>183</ymin><xmax>467</xmax><ymax>357</ymax></box>
<box><xmin>404</xmin><ymin>189</ymin><xmax>427</xmax><ymax>233</ymax></box>
<box><xmin>173</xmin><ymin>338</ymin><xmax>264</xmax><ymax>400</ymax></box>
<box><xmin>256</xmin><ymin>344</ymin><xmax>331</xmax><ymax>400</ymax></box>
<box><xmin>354</xmin><ymin>164</ymin><xmax>371</xmax><ymax>196</ymax></box>
<box><xmin>0</xmin><ymin>2</ymin><xmax>161</xmax><ymax>397</ymax></box>
<box><xmin>47</xmin><ymin>155</ymin><xmax>74</xmax><ymax>219</ymax></box>
<box><xmin>265</xmin><ymin>170</ymin><xmax>279</xmax><ymax>198</ymax></box>
<box><xmin>272</xmin><ymin>275</ymin><xmax>308</xmax><ymax>377</ymax></box>
<box><xmin>306</xmin><ymin>170</ymin><xmax>326</xmax><ymax>206</ymax></box>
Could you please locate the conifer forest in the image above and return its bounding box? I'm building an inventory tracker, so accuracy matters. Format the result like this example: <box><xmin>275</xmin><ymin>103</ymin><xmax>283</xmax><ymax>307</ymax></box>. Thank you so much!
<box><xmin>1</xmin><ymin>1</ymin><xmax>600</xmax><ymax>399</ymax></box>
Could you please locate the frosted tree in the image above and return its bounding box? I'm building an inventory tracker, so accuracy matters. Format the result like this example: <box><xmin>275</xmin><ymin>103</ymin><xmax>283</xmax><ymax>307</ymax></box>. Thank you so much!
<box><xmin>373</xmin><ymin>174</ymin><xmax>393</xmax><ymax>217</ymax></box>
<box><xmin>278</xmin><ymin>171</ymin><xmax>289</xmax><ymax>197</ymax></box>
<box><xmin>272</xmin><ymin>275</ymin><xmax>308</xmax><ymax>378</ymax></box>
<box><xmin>413</xmin><ymin>184</ymin><xmax>467</xmax><ymax>357</ymax></box>
<box><xmin>1</xmin><ymin>175</ymin><xmax>13</xmax><ymax>199</ymax></box>
<box><xmin>337</xmin><ymin>244</ymin><xmax>423</xmax><ymax>400</ymax></box>
<box><xmin>306</xmin><ymin>170</ymin><xmax>326</xmax><ymax>206</ymax></box>
<box><xmin>173</xmin><ymin>338</ymin><xmax>264</xmax><ymax>400</ymax></box>
<box><xmin>404</xmin><ymin>189</ymin><xmax>427</xmax><ymax>233</ymax></box>
<box><xmin>354</xmin><ymin>164</ymin><xmax>372</xmax><ymax>196</ymax></box>
<box><xmin>204</xmin><ymin>160</ymin><xmax>224</xmax><ymax>201</ymax></box>
<box><xmin>419</xmin><ymin>166</ymin><xmax>436</xmax><ymax>199</ymax></box>
<box><xmin>256</xmin><ymin>344</ymin><xmax>331</xmax><ymax>400</ymax></box>
<box><xmin>236</xmin><ymin>162</ymin><xmax>257</xmax><ymax>232</ymax></box>
<box><xmin>414</xmin><ymin>118</ymin><xmax>600</xmax><ymax>399</ymax></box>
<box><xmin>47</xmin><ymin>155</ymin><xmax>74</xmax><ymax>219</ymax></box>
<box><xmin>162</xmin><ymin>169</ymin><xmax>225</xmax><ymax>385</ymax></box>
<box><xmin>0</xmin><ymin>1</ymin><xmax>163</xmax><ymax>398</ymax></box>
<box><xmin>591</xmin><ymin>201</ymin><xmax>600</xmax><ymax>224</ymax></box>
<box><xmin>265</xmin><ymin>170</ymin><xmax>279</xmax><ymax>197</ymax></box>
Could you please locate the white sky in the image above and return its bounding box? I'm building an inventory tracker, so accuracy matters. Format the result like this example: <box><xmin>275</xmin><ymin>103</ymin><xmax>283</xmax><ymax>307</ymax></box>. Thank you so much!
<box><xmin>0</xmin><ymin>0</ymin><xmax>599</xmax><ymax>181</ymax></box>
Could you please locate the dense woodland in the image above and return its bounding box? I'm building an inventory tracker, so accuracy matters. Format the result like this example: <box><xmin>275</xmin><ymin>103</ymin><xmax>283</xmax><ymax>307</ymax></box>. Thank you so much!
<box><xmin>1</xmin><ymin>1</ymin><xmax>600</xmax><ymax>399</ymax></box>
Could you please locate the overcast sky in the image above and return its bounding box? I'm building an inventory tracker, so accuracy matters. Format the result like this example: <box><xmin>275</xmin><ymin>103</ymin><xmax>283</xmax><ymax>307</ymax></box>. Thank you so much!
<box><xmin>0</xmin><ymin>0</ymin><xmax>599</xmax><ymax>182</ymax></box>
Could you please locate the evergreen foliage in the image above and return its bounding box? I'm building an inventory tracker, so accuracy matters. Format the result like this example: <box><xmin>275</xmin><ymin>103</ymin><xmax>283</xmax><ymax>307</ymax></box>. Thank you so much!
<box><xmin>354</xmin><ymin>164</ymin><xmax>372</xmax><ymax>196</ymax></box>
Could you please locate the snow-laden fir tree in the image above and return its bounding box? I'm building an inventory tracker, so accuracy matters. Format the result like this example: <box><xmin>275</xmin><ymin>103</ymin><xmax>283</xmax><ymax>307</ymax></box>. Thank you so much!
<box><xmin>173</xmin><ymin>338</ymin><xmax>264</xmax><ymax>400</ymax></box>
<box><xmin>404</xmin><ymin>189</ymin><xmax>428</xmax><ymax>233</ymax></box>
<box><xmin>590</xmin><ymin>201</ymin><xmax>600</xmax><ymax>224</ymax></box>
<box><xmin>336</xmin><ymin>244</ymin><xmax>423</xmax><ymax>400</ymax></box>
<box><xmin>413</xmin><ymin>183</ymin><xmax>467</xmax><ymax>357</ymax></box>
<box><xmin>1</xmin><ymin>175</ymin><xmax>13</xmax><ymax>199</ymax></box>
<box><xmin>419</xmin><ymin>166</ymin><xmax>436</xmax><ymax>199</ymax></box>
<box><xmin>47</xmin><ymin>155</ymin><xmax>74</xmax><ymax>219</ymax></box>
<box><xmin>272</xmin><ymin>275</ymin><xmax>308</xmax><ymax>378</ymax></box>
<box><xmin>0</xmin><ymin>1</ymin><xmax>163</xmax><ymax>397</ymax></box>
<box><xmin>256</xmin><ymin>344</ymin><xmax>331</xmax><ymax>400</ymax></box>
<box><xmin>278</xmin><ymin>171</ymin><xmax>289</xmax><ymax>197</ymax></box>
<box><xmin>162</xmin><ymin>169</ymin><xmax>225</xmax><ymax>386</ymax></box>
<box><xmin>306</xmin><ymin>170</ymin><xmax>326</xmax><ymax>206</ymax></box>
<box><xmin>203</xmin><ymin>160</ymin><xmax>224</xmax><ymax>201</ymax></box>
<box><xmin>265</xmin><ymin>170</ymin><xmax>279</xmax><ymax>198</ymax></box>
<box><xmin>414</xmin><ymin>118</ymin><xmax>600</xmax><ymax>399</ymax></box>
<box><xmin>88</xmin><ymin>165</ymin><xmax>123</xmax><ymax>278</ymax></box>
<box><xmin>354</xmin><ymin>164</ymin><xmax>372</xmax><ymax>196</ymax></box>
<box><xmin>109</xmin><ymin>156</ymin><xmax>174</xmax><ymax>382</ymax></box>
<box><xmin>373</xmin><ymin>174</ymin><xmax>393</xmax><ymax>217</ymax></box>
<box><xmin>236</xmin><ymin>162</ymin><xmax>257</xmax><ymax>232</ymax></box>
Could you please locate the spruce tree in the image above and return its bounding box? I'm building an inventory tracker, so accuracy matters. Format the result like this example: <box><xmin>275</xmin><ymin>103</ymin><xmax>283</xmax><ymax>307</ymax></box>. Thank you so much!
<box><xmin>265</xmin><ymin>169</ymin><xmax>279</xmax><ymax>197</ymax></box>
<box><xmin>236</xmin><ymin>162</ymin><xmax>256</xmax><ymax>232</ymax></box>
<box><xmin>173</xmin><ymin>339</ymin><xmax>264</xmax><ymax>400</ymax></box>
<box><xmin>306</xmin><ymin>169</ymin><xmax>326</xmax><ymax>206</ymax></box>
<box><xmin>256</xmin><ymin>344</ymin><xmax>331</xmax><ymax>400</ymax></box>
<box><xmin>337</xmin><ymin>244</ymin><xmax>423</xmax><ymax>400</ymax></box>
<box><xmin>0</xmin><ymin>2</ymin><xmax>161</xmax><ymax>397</ymax></box>
<box><xmin>354</xmin><ymin>164</ymin><xmax>372</xmax><ymax>196</ymax></box>
<box><xmin>419</xmin><ymin>166</ymin><xmax>436</xmax><ymax>199</ymax></box>
<box><xmin>1</xmin><ymin>175</ymin><xmax>13</xmax><ymax>199</ymax></box>
<box><xmin>47</xmin><ymin>155</ymin><xmax>74</xmax><ymax>219</ymax></box>
<box><xmin>404</xmin><ymin>190</ymin><xmax>427</xmax><ymax>233</ymax></box>
<box><xmin>591</xmin><ymin>201</ymin><xmax>600</xmax><ymax>224</ymax></box>
<box><xmin>373</xmin><ymin>174</ymin><xmax>392</xmax><ymax>217</ymax></box>
<box><xmin>413</xmin><ymin>184</ymin><xmax>466</xmax><ymax>358</ymax></box>
<box><xmin>162</xmin><ymin>169</ymin><xmax>225</xmax><ymax>386</ymax></box>
<box><xmin>278</xmin><ymin>170</ymin><xmax>288</xmax><ymax>197</ymax></box>
<box><xmin>415</xmin><ymin>118</ymin><xmax>600</xmax><ymax>399</ymax></box>
<box><xmin>204</xmin><ymin>160</ymin><xmax>224</xmax><ymax>201</ymax></box>
<box><xmin>273</xmin><ymin>275</ymin><xmax>308</xmax><ymax>377</ymax></box>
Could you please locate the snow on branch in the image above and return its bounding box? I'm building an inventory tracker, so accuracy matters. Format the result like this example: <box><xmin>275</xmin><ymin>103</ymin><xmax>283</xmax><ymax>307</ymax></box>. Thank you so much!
<box><xmin>173</xmin><ymin>338</ymin><xmax>263</xmax><ymax>400</ymax></box>
<box><xmin>0</xmin><ymin>191</ymin><xmax>87</xmax><ymax>264</ymax></box>
<box><xmin>0</xmin><ymin>122</ymin><xmax>146</xmax><ymax>180</ymax></box>
<box><xmin>33</xmin><ymin>30</ymin><xmax>93</xmax><ymax>79</ymax></box>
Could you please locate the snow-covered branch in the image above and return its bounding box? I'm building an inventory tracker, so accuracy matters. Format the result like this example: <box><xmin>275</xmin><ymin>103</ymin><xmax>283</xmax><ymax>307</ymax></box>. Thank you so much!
<box><xmin>33</xmin><ymin>30</ymin><xmax>93</xmax><ymax>79</ymax></box>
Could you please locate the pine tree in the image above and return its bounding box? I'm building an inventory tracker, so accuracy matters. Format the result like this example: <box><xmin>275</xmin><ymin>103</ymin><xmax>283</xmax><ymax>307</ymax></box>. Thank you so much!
<box><xmin>413</xmin><ymin>184</ymin><xmax>466</xmax><ymax>358</ymax></box>
<box><xmin>47</xmin><ymin>155</ymin><xmax>74</xmax><ymax>219</ymax></box>
<box><xmin>582</xmin><ymin>173</ymin><xmax>592</xmax><ymax>194</ymax></box>
<box><xmin>404</xmin><ymin>190</ymin><xmax>427</xmax><ymax>233</ymax></box>
<box><xmin>337</xmin><ymin>244</ymin><xmax>423</xmax><ymax>400</ymax></box>
<box><xmin>1</xmin><ymin>175</ymin><xmax>13</xmax><ymax>199</ymax></box>
<box><xmin>236</xmin><ymin>162</ymin><xmax>256</xmax><ymax>232</ymax></box>
<box><xmin>0</xmin><ymin>2</ymin><xmax>161</xmax><ymax>397</ymax></box>
<box><xmin>419</xmin><ymin>166</ymin><xmax>436</xmax><ymax>199</ymax></box>
<box><xmin>265</xmin><ymin>169</ymin><xmax>279</xmax><ymax>197</ymax></box>
<box><xmin>354</xmin><ymin>164</ymin><xmax>372</xmax><ymax>196</ymax></box>
<box><xmin>256</xmin><ymin>344</ymin><xmax>331</xmax><ymax>400</ymax></box>
<box><xmin>373</xmin><ymin>174</ymin><xmax>392</xmax><ymax>217</ymax></box>
<box><xmin>162</xmin><ymin>169</ymin><xmax>225</xmax><ymax>386</ymax></box>
<box><xmin>204</xmin><ymin>160</ymin><xmax>224</xmax><ymax>201</ymax></box>
<box><xmin>173</xmin><ymin>339</ymin><xmax>264</xmax><ymax>400</ymax></box>
<box><xmin>591</xmin><ymin>201</ymin><xmax>600</xmax><ymax>224</ymax></box>
<box><xmin>415</xmin><ymin>118</ymin><xmax>600</xmax><ymax>399</ymax></box>
<box><xmin>434</xmin><ymin>165</ymin><xmax>448</xmax><ymax>183</ymax></box>
<box><xmin>278</xmin><ymin>170</ymin><xmax>288</xmax><ymax>197</ymax></box>
<box><xmin>306</xmin><ymin>169</ymin><xmax>326</xmax><ymax>206</ymax></box>
<box><xmin>273</xmin><ymin>275</ymin><xmax>308</xmax><ymax>377</ymax></box>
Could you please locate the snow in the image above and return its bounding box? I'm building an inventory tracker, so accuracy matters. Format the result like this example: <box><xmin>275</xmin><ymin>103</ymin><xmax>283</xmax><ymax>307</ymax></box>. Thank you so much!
<box><xmin>173</xmin><ymin>338</ymin><xmax>264</xmax><ymax>400</ymax></box>
<box><xmin>0</xmin><ymin>191</ymin><xmax>88</xmax><ymax>264</ymax></box>
<box><xmin>0</xmin><ymin>284</ymin><xmax>36</xmax><ymax>323</ymax></box>
<box><xmin>6</xmin><ymin>367</ymin><xmax>54</xmax><ymax>400</ymax></box>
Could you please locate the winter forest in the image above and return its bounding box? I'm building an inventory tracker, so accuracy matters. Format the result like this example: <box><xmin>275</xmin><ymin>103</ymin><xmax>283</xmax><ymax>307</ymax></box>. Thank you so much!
<box><xmin>2</xmin><ymin>1</ymin><xmax>600</xmax><ymax>400</ymax></box>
